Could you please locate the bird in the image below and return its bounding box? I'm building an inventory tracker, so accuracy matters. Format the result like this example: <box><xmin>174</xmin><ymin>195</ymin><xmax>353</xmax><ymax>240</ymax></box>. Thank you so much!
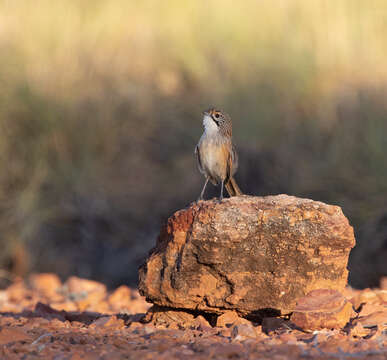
<box><xmin>195</xmin><ymin>107</ymin><xmax>243</xmax><ymax>201</ymax></box>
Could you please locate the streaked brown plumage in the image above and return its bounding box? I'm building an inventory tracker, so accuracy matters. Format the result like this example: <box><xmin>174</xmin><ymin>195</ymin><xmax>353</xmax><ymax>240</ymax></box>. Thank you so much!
<box><xmin>195</xmin><ymin>108</ymin><xmax>242</xmax><ymax>201</ymax></box>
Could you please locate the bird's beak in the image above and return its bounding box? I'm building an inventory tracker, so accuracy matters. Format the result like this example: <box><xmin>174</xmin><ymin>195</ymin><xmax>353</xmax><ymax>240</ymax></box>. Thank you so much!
<box><xmin>202</xmin><ymin>111</ymin><xmax>210</xmax><ymax>116</ymax></box>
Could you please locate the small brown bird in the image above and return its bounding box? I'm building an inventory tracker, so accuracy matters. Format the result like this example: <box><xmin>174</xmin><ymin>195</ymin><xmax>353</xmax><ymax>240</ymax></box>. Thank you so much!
<box><xmin>195</xmin><ymin>108</ymin><xmax>243</xmax><ymax>201</ymax></box>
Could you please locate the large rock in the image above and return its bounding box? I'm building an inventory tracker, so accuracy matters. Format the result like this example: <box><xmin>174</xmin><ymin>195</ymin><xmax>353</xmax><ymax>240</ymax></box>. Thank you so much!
<box><xmin>139</xmin><ymin>195</ymin><xmax>355</xmax><ymax>315</ymax></box>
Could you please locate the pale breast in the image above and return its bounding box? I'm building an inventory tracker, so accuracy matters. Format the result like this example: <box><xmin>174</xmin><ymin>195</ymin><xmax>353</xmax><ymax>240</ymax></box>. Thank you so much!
<box><xmin>198</xmin><ymin>136</ymin><xmax>229</xmax><ymax>184</ymax></box>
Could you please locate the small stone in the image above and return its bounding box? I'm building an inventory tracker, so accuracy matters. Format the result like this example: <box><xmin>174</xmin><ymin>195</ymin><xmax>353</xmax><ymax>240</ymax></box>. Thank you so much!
<box><xmin>63</xmin><ymin>277</ymin><xmax>107</xmax><ymax>311</ymax></box>
<box><xmin>358</xmin><ymin>302</ymin><xmax>386</xmax><ymax>317</ymax></box>
<box><xmin>218</xmin><ymin>327</ymin><xmax>232</xmax><ymax>337</ymax></box>
<box><xmin>108</xmin><ymin>285</ymin><xmax>132</xmax><ymax>311</ymax></box>
<box><xmin>207</xmin><ymin>344</ymin><xmax>244</xmax><ymax>358</ymax></box>
<box><xmin>353</xmin><ymin>311</ymin><xmax>387</xmax><ymax>328</ymax></box>
<box><xmin>217</xmin><ymin>311</ymin><xmax>238</xmax><ymax>327</ymax></box>
<box><xmin>231</xmin><ymin>323</ymin><xmax>258</xmax><ymax>340</ymax></box>
<box><xmin>192</xmin><ymin>315</ymin><xmax>211</xmax><ymax>329</ymax></box>
<box><xmin>349</xmin><ymin>289</ymin><xmax>385</xmax><ymax>310</ymax></box>
<box><xmin>376</xmin><ymin>290</ymin><xmax>387</xmax><ymax>304</ymax></box>
<box><xmin>76</xmin><ymin>296</ymin><xmax>108</xmax><ymax>313</ymax></box>
<box><xmin>342</xmin><ymin>286</ymin><xmax>359</xmax><ymax>300</ymax></box>
<box><xmin>29</xmin><ymin>273</ymin><xmax>62</xmax><ymax>298</ymax></box>
<box><xmin>64</xmin><ymin>277</ymin><xmax>106</xmax><ymax>301</ymax></box>
<box><xmin>0</xmin><ymin>328</ymin><xmax>32</xmax><ymax>345</ymax></box>
<box><xmin>143</xmin><ymin>325</ymin><xmax>156</xmax><ymax>334</ymax></box>
<box><xmin>349</xmin><ymin>323</ymin><xmax>372</xmax><ymax>338</ymax></box>
<box><xmin>290</xmin><ymin>289</ymin><xmax>355</xmax><ymax>331</ymax></box>
<box><xmin>216</xmin><ymin>311</ymin><xmax>250</xmax><ymax>327</ymax></box>
<box><xmin>34</xmin><ymin>302</ymin><xmax>66</xmax><ymax>321</ymax></box>
<box><xmin>5</xmin><ymin>281</ymin><xmax>32</xmax><ymax>302</ymax></box>
<box><xmin>65</xmin><ymin>311</ymin><xmax>100</xmax><ymax>324</ymax></box>
<box><xmin>317</xmin><ymin>332</ymin><xmax>351</xmax><ymax>353</ymax></box>
<box><xmin>108</xmin><ymin>288</ymin><xmax>150</xmax><ymax>315</ymax></box>
<box><xmin>276</xmin><ymin>332</ymin><xmax>298</xmax><ymax>344</ymax></box>
<box><xmin>144</xmin><ymin>306</ymin><xmax>195</xmax><ymax>329</ymax></box>
<box><xmin>128</xmin><ymin>321</ymin><xmax>143</xmax><ymax>330</ymax></box>
<box><xmin>90</xmin><ymin>316</ymin><xmax>125</xmax><ymax>329</ymax></box>
<box><xmin>65</xmin><ymin>276</ymin><xmax>106</xmax><ymax>294</ymax></box>
<box><xmin>261</xmin><ymin>317</ymin><xmax>287</xmax><ymax>334</ymax></box>
<box><xmin>49</xmin><ymin>301</ymin><xmax>78</xmax><ymax>312</ymax></box>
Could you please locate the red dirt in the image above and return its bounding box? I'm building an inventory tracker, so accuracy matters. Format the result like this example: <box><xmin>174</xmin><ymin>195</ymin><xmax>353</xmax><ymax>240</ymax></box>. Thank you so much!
<box><xmin>0</xmin><ymin>273</ymin><xmax>385</xmax><ymax>359</ymax></box>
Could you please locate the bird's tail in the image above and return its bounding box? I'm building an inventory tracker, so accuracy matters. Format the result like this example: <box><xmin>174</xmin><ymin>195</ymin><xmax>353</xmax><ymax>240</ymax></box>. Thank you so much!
<box><xmin>225</xmin><ymin>176</ymin><xmax>243</xmax><ymax>197</ymax></box>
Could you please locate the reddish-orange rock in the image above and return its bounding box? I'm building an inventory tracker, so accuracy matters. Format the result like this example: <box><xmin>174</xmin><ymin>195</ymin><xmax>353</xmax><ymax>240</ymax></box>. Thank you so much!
<box><xmin>143</xmin><ymin>306</ymin><xmax>196</xmax><ymax>329</ymax></box>
<box><xmin>380</xmin><ymin>277</ymin><xmax>387</xmax><ymax>290</ymax></box>
<box><xmin>358</xmin><ymin>303</ymin><xmax>386</xmax><ymax>317</ymax></box>
<box><xmin>29</xmin><ymin>273</ymin><xmax>62</xmax><ymax>299</ymax></box>
<box><xmin>349</xmin><ymin>322</ymin><xmax>372</xmax><ymax>338</ymax></box>
<box><xmin>231</xmin><ymin>323</ymin><xmax>260</xmax><ymax>340</ymax></box>
<box><xmin>216</xmin><ymin>311</ymin><xmax>250</xmax><ymax>327</ymax></box>
<box><xmin>290</xmin><ymin>289</ymin><xmax>355</xmax><ymax>331</ymax></box>
<box><xmin>192</xmin><ymin>315</ymin><xmax>211</xmax><ymax>329</ymax></box>
<box><xmin>50</xmin><ymin>301</ymin><xmax>78</xmax><ymax>312</ymax></box>
<box><xmin>64</xmin><ymin>276</ymin><xmax>106</xmax><ymax>297</ymax></box>
<box><xmin>108</xmin><ymin>285</ymin><xmax>131</xmax><ymax>306</ymax></box>
<box><xmin>0</xmin><ymin>328</ymin><xmax>32</xmax><ymax>345</ymax></box>
<box><xmin>6</xmin><ymin>281</ymin><xmax>33</xmax><ymax>302</ymax></box>
<box><xmin>261</xmin><ymin>317</ymin><xmax>288</xmax><ymax>334</ymax></box>
<box><xmin>90</xmin><ymin>316</ymin><xmax>125</xmax><ymax>329</ymax></box>
<box><xmin>349</xmin><ymin>289</ymin><xmax>386</xmax><ymax>310</ymax></box>
<box><xmin>63</xmin><ymin>276</ymin><xmax>107</xmax><ymax>311</ymax></box>
<box><xmin>139</xmin><ymin>195</ymin><xmax>355</xmax><ymax>315</ymax></box>
<box><xmin>353</xmin><ymin>311</ymin><xmax>387</xmax><ymax>328</ymax></box>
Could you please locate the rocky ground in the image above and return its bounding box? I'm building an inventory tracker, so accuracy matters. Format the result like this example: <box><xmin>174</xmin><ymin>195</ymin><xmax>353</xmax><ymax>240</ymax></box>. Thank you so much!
<box><xmin>0</xmin><ymin>273</ymin><xmax>385</xmax><ymax>359</ymax></box>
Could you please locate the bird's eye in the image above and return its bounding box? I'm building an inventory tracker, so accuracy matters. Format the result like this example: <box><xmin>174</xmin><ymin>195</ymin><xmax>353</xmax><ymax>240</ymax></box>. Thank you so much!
<box><xmin>215</xmin><ymin>113</ymin><xmax>220</xmax><ymax>118</ymax></box>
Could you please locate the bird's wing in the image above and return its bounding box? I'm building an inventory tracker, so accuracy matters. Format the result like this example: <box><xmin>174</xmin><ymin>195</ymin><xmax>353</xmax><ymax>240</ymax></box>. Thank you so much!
<box><xmin>231</xmin><ymin>144</ymin><xmax>239</xmax><ymax>175</ymax></box>
<box><xmin>195</xmin><ymin>144</ymin><xmax>204</xmax><ymax>173</ymax></box>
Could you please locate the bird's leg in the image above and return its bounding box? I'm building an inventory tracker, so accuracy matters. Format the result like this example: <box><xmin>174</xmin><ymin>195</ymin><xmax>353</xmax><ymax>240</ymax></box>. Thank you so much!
<box><xmin>219</xmin><ymin>180</ymin><xmax>224</xmax><ymax>202</ymax></box>
<box><xmin>198</xmin><ymin>177</ymin><xmax>209</xmax><ymax>201</ymax></box>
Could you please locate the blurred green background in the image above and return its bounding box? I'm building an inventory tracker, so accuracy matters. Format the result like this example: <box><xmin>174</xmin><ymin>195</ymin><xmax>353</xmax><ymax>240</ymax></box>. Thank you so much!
<box><xmin>0</xmin><ymin>0</ymin><xmax>386</xmax><ymax>288</ymax></box>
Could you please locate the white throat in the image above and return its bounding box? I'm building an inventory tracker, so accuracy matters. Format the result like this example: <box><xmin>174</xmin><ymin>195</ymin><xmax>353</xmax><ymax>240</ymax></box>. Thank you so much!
<box><xmin>202</xmin><ymin>114</ymin><xmax>219</xmax><ymax>136</ymax></box>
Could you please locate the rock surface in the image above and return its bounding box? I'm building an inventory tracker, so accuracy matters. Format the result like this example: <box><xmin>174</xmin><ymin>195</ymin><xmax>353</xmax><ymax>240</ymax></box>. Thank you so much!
<box><xmin>139</xmin><ymin>195</ymin><xmax>355</xmax><ymax>315</ymax></box>
<box><xmin>290</xmin><ymin>289</ymin><xmax>355</xmax><ymax>331</ymax></box>
<box><xmin>216</xmin><ymin>311</ymin><xmax>250</xmax><ymax>327</ymax></box>
<box><xmin>0</xmin><ymin>274</ymin><xmax>385</xmax><ymax>359</ymax></box>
